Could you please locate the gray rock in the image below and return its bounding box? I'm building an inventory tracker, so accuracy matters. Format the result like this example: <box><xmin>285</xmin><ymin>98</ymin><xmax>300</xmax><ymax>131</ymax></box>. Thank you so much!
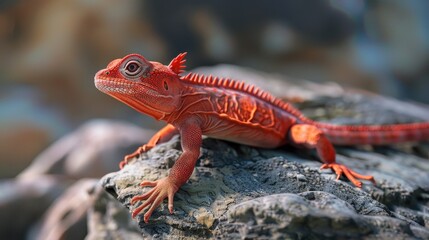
<box><xmin>86</xmin><ymin>181</ymin><xmax>142</xmax><ymax>240</ymax></box>
<box><xmin>101</xmin><ymin>134</ymin><xmax>429</xmax><ymax>239</ymax></box>
<box><xmin>225</xmin><ymin>193</ymin><xmax>422</xmax><ymax>239</ymax></box>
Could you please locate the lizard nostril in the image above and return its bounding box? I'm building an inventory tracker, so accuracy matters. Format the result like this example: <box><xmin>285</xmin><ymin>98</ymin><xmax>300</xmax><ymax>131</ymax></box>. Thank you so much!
<box><xmin>105</xmin><ymin>71</ymin><xmax>110</xmax><ymax>75</ymax></box>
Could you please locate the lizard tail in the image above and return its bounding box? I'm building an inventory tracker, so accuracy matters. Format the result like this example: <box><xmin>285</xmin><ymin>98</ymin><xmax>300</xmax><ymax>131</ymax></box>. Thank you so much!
<box><xmin>313</xmin><ymin>122</ymin><xmax>429</xmax><ymax>145</ymax></box>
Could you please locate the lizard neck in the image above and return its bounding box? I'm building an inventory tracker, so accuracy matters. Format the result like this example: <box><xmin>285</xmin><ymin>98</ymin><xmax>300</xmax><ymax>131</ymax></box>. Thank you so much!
<box><xmin>164</xmin><ymin>84</ymin><xmax>209</xmax><ymax>125</ymax></box>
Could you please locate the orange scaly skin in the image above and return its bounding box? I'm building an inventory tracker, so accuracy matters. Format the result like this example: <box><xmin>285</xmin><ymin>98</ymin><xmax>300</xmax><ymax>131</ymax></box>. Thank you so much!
<box><xmin>94</xmin><ymin>52</ymin><xmax>429</xmax><ymax>222</ymax></box>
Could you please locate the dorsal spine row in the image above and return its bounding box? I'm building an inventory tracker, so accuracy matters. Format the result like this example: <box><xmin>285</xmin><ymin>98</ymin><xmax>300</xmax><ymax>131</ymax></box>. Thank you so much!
<box><xmin>181</xmin><ymin>72</ymin><xmax>309</xmax><ymax>121</ymax></box>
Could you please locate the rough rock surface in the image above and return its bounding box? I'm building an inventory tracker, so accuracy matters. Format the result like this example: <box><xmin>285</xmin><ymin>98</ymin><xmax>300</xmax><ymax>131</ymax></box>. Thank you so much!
<box><xmin>86</xmin><ymin>181</ymin><xmax>143</xmax><ymax>240</ymax></box>
<box><xmin>101</xmin><ymin>133</ymin><xmax>429</xmax><ymax>239</ymax></box>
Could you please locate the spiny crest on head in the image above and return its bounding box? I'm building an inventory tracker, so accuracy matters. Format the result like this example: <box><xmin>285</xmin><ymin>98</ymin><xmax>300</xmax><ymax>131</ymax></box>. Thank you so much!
<box><xmin>168</xmin><ymin>52</ymin><xmax>187</xmax><ymax>74</ymax></box>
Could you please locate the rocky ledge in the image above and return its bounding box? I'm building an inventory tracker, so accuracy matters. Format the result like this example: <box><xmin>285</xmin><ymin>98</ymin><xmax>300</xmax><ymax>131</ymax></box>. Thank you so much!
<box><xmin>101</xmin><ymin>134</ymin><xmax>429</xmax><ymax>239</ymax></box>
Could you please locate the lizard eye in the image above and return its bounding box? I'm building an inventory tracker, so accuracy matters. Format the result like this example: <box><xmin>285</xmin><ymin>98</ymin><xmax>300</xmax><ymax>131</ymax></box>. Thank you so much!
<box><xmin>121</xmin><ymin>58</ymin><xmax>149</xmax><ymax>79</ymax></box>
<box><xmin>126</xmin><ymin>62</ymin><xmax>139</xmax><ymax>72</ymax></box>
<box><xmin>123</xmin><ymin>60</ymin><xmax>142</xmax><ymax>77</ymax></box>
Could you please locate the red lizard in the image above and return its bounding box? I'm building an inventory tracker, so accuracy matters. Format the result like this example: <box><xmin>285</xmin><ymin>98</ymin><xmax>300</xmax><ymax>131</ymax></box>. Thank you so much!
<box><xmin>94</xmin><ymin>52</ymin><xmax>429</xmax><ymax>222</ymax></box>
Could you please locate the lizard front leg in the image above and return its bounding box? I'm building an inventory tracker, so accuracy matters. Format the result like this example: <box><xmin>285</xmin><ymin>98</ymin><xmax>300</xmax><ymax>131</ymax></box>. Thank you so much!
<box><xmin>288</xmin><ymin>124</ymin><xmax>375</xmax><ymax>187</ymax></box>
<box><xmin>120</xmin><ymin>124</ymin><xmax>178</xmax><ymax>169</ymax></box>
<box><xmin>130</xmin><ymin>121</ymin><xmax>202</xmax><ymax>222</ymax></box>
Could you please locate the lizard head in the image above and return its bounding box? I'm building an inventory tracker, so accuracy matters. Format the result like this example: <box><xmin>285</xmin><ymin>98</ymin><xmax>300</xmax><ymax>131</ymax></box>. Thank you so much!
<box><xmin>94</xmin><ymin>53</ymin><xmax>187</xmax><ymax>120</ymax></box>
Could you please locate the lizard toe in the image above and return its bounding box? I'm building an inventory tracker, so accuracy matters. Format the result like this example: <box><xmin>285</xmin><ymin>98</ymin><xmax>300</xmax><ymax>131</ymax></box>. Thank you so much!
<box><xmin>322</xmin><ymin>163</ymin><xmax>372</xmax><ymax>188</ymax></box>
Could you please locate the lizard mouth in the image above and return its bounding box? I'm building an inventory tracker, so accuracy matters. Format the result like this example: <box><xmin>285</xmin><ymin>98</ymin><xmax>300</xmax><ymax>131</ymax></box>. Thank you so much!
<box><xmin>94</xmin><ymin>72</ymin><xmax>168</xmax><ymax>120</ymax></box>
<box><xmin>94</xmin><ymin>76</ymin><xmax>134</xmax><ymax>94</ymax></box>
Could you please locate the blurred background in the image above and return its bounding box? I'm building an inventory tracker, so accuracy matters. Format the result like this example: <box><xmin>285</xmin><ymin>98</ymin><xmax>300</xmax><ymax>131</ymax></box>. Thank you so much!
<box><xmin>2</xmin><ymin>1</ymin><xmax>429</xmax><ymax>239</ymax></box>
<box><xmin>0</xmin><ymin>0</ymin><xmax>429</xmax><ymax>236</ymax></box>
<box><xmin>1</xmin><ymin>0</ymin><xmax>429</xmax><ymax>178</ymax></box>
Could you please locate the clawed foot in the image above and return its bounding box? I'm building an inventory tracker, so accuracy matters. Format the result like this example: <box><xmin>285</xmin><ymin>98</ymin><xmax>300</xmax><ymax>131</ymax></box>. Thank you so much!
<box><xmin>130</xmin><ymin>177</ymin><xmax>178</xmax><ymax>223</ymax></box>
<box><xmin>320</xmin><ymin>163</ymin><xmax>376</xmax><ymax>187</ymax></box>
<box><xmin>119</xmin><ymin>145</ymin><xmax>153</xmax><ymax>169</ymax></box>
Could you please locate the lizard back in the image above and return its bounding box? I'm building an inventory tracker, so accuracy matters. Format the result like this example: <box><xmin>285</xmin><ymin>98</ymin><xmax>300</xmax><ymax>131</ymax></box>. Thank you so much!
<box><xmin>180</xmin><ymin>72</ymin><xmax>309</xmax><ymax>119</ymax></box>
<box><xmin>175</xmin><ymin>72</ymin><xmax>304</xmax><ymax>147</ymax></box>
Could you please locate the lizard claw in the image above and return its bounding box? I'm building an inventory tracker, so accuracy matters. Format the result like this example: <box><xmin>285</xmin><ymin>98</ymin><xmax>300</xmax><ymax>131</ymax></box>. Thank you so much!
<box><xmin>131</xmin><ymin>177</ymin><xmax>178</xmax><ymax>223</ymax></box>
<box><xmin>119</xmin><ymin>152</ymin><xmax>139</xmax><ymax>169</ymax></box>
<box><xmin>320</xmin><ymin>163</ymin><xmax>375</xmax><ymax>187</ymax></box>
<box><xmin>119</xmin><ymin>145</ymin><xmax>153</xmax><ymax>169</ymax></box>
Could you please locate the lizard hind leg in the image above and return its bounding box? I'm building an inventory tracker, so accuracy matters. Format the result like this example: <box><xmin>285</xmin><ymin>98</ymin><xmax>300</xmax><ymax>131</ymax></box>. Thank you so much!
<box><xmin>288</xmin><ymin>124</ymin><xmax>375</xmax><ymax>187</ymax></box>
